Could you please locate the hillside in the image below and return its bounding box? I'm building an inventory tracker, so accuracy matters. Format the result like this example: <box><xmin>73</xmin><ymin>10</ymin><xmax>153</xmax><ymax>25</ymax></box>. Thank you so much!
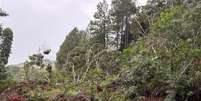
<box><xmin>1</xmin><ymin>0</ymin><xmax>201</xmax><ymax>101</ymax></box>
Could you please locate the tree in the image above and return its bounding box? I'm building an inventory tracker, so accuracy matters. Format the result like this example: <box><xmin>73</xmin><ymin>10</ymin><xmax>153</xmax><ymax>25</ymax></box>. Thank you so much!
<box><xmin>0</xmin><ymin>28</ymin><xmax>13</xmax><ymax>81</ymax></box>
<box><xmin>0</xmin><ymin>9</ymin><xmax>13</xmax><ymax>81</ymax></box>
<box><xmin>56</xmin><ymin>27</ymin><xmax>86</xmax><ymax>69</ymax></box>
<box><xmin>145</xmin><ymin>0</ymin><xmax>184</xmax><ymax>17</ymax></box>
<box><xmin>88</xmin><ymin>0</ymin><xmax>111</xmax><ymax>48</ymax></box>
<box><xmin>119</xmin><ymin>1</ymin><xmax>201</xmax><ymax>100</ymax></box>
<box><xmin>0</xmin><ymin>28</ymin><xmax>14</xmax><ymax>65</ymax></box>
<box><xmin>110</xmin><ymin>0</ymin><xmax>137</xmax><ymax>51</ymax></box>
<box><xmin>23</xmin><ymin>49</ymin><xmax>52</xmax><ymax>81</ymax></box>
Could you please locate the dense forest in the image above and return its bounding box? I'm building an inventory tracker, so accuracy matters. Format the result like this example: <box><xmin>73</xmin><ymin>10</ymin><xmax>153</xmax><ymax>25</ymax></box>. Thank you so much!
<box><xmin>1</xmin><ymin>0</ymin><xmax>201</xmax><ymax>101</ymax></box>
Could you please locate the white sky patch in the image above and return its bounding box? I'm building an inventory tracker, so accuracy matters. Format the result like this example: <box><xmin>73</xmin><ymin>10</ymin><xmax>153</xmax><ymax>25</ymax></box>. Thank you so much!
<box><xmin>137</xmin><ymin>0</ymin><xmax>148</xmax><ymax>6</ymax></box>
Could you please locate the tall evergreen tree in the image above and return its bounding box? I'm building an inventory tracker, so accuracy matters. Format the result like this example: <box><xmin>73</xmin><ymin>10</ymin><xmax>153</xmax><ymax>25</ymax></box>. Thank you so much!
<box><xmin>0</xmin><ymin>28</ymin><xmax>13</xmax><ymax>81</ymax></box>
<box><xmin>88</xmin><ymin>0</ymin><xmax>111</xmax><ymax>48</ymax></box>
<box><xmin>110</xmin><ymin>0</ymin><xmax>137</xmax><ymax>51</ymax></box>
<box><xmin>56</xmin><ymin>27</ymin><xmax>84</xmax><ymax>69</ymax></box>
<box><xmin>0</xmin><ymin>28</ymin><xmax>13</xmax><ymax>65</ymax></box>
<box><xmin>0</xmin><ymin>28</ymin><xmax>13</xmax><ymax>75</ymax></box>
<box><xmin>0</xmin><ymin>11</ymin><xmax>13</xmax><ymax>81</ymax></box>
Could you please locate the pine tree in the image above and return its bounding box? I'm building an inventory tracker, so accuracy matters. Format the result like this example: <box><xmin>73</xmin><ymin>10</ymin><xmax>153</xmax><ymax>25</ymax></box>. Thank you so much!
<box><xmin>0</xmin><ymin>28</ymin><xmax>13</xmax><ymax>81</ymax></box>
<box><xmin>88</xmin><ymin>0</ymin><xmax>111</xmax><ymax>48</ymax></box>
<box><xmin>0</xmin><ymin>11</ymin><xmax>13</xmax><ymax>81</ymax></box>
<box><xmin>110</xmin><ymin>0</ymin><xmax>137</xmax><ymax>51</ymax></box>
<box><xmin>0</xmin><ymin>28</ymin><xmax>13</xmax><ymax>65</ymax></box>
<box><xmin>56</xmin><ymin>27</ymin><xmax>83</xmax><ymax>69</ymax></box>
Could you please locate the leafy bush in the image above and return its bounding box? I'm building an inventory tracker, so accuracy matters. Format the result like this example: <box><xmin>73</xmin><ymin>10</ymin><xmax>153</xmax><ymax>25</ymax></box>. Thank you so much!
<box><xmin>119</xmin><ymin>3</ymin><xmax>201</xmax><ymax>101</ymax></box>
<box><xmin>0</xmin><ymin>74</ymin><xmax>16</xmax><ymax>93</ymax></box>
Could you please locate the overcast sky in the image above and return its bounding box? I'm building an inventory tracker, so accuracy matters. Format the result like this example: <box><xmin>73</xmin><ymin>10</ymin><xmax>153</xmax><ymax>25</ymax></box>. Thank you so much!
<box><xmin>0</xmin><ymin>0</ymin><xmax>147</xmax><ymax>65</ymax></box>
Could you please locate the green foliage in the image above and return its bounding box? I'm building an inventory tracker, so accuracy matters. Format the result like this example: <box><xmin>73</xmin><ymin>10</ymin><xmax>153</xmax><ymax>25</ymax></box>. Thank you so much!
<box><xmin>0</xmin><ymin>28</ymin><xmax>13</xmax><ymax>65</ymax></box>
<box><xmin>110</xmin><ymin>0</ymin><xmax>138</xmax><ymax>50</ymax></box>
<box><xmin>88</xmin><ymin>0</ymin><xmax>111</xmax><ymax>47</ymax></box>
<box><xmin>119</xmin><ymin>2</ymin><xmax>201</xmax><ymax>100</ymax></box>
<box><xmin>28</xmin><ymin>87</ymin><xmax>49</xmax><ymax>101</ymax></box>
<box><xmin>22</xmin><ymin>49</ymin><xmax>53</xmax><ymax>82</ymax></box>
<box><xmin>0</xmin><ymin>63</ymin><xmax>7</xmax><ymax>82</ymax></box>
<box><xmin>0</xmin><ymin>27</ymin><xmax>13</xmax><ymax>88</ymax></box>
<box><xmin>152</xmin><ymin>6</ymin><xmax>183</xmax><ymax>33</ymax></box>
<box><xmin>0</xmin><ymin>11</ymin><xmax>13</xmax><ymax>89</ymax></box>
<box><xmin>2</xmin><ymin>0</ymin><xmax>201</xmax><ymax>101</ymax></box>
<box><xmin>0</xmin><ymin>75</ymin><xmax>16</xmax><ymax>93</ymax></box>
<box><xmin>56</xmin><ymin>27</ymin><xmax>87</xmax><ymax>69</ymax></box>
